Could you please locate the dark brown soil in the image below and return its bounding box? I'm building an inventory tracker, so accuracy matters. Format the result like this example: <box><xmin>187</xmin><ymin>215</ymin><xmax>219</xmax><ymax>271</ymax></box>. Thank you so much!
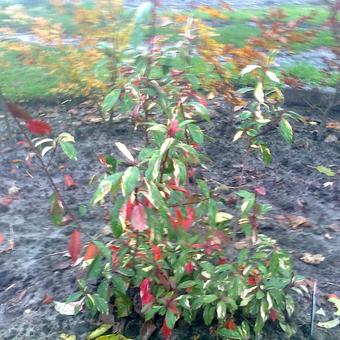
<box><xmin>0</xmin><ymin>100</ymin><xmax>339</xmax><ymax>339</ymax></box>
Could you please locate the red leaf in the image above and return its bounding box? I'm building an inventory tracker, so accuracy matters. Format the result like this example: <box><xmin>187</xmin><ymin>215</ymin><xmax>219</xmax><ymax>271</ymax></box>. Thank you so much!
<box><xmin>0</xmin><ymin>197</ymin><xmax>13</xmax><ymax>206</ymax></box>
<box><xmin>131</xmin><ymin>203</ymin><xmax>147</xmax><ymax>231</ymax></box>
<box><xmin>151</xmin><ymin>245</ymin><xmax>162</xmax><ymax>261</ymax></box>
<box><xmin>247</xmin><ymin>275</ymin><xmax>257</xmax><ymax>286</ymax></box>
<box><xmin>225</xmin><ymin>319</ymin><xmax>236</xmax><ymax>330</ymax></box>
<box><xmin>42</xmin><ymin>294</ymin><xmax>54</xmax><ymax>305</ymax></box>
<box><xmin>0</xmin><ymin>233</ymin><xmax>4</xmax><ymax>244</ymax></box>
<box><xmin>140</xmin><ymin>278</ymin><xmax>155</xmax><ymax>307</ymax></box>
<box><xmin>26</xmin><ymin>119</ymin><xmax>52</xmax><ymax>135</ymax></box>
<box><xmin>64</xmin><ymin>174</ymin><xmax>76</xmax><ymax>188</ymax></box>
<box><xmin>255</xmin><ymin>186</ymin><xmax>266</xmax><ymax>196</ymax></box>
<box><xmin>162</xmin><ymin>319</ymin><xmax>173</xmax><ymax>340</ymax></box>
<box><xmin>84</xmin><ymin>243</ymin><xmax>100</xmax><ymax>261</ymax></box>
<box><xmin>168</xmin><ymin>118</ymin><xmax>180</xmax><ymax>137</ymax></box>
<box><xmin>170</xmin><ymin>207</ymin><xmax>195</xmax><ymax>231</ymax></box>
<box><xmin>68</xmin><ymin>229</ymin><xmax>82</xmax><ymax>264</ymax></box>
<box><xmin>6</xmin><ymin>102</ymin><xmax>32</xmax><ymax>120</ymax></box>
<box><xmin>184</xmin><ymin>262</ymin><xmax>194</xmax><ymax>274</ymax></box>
<box><xmin>270</xmin><ymin>308</ymin><xmax>277</xmax><ymax>322</ymax></box>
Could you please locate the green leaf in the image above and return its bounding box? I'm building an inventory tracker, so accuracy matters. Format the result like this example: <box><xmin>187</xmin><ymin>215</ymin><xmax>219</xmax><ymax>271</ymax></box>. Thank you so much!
<box><xmin>203</xmin><ymin>305</ymin><xmax>216</xmax><ymax>326</ymax></box>
<box><xmin>66</xmin><ymin>291</ymin><xmax>83</xmax><ymax>303</ymax></box>
<box><xmin>60</xmin><ymin>141</ymin><xmax>77</xmax><ymax>161</ymax></box>
<box><xmin>177</xmin><ymin>281</ymin><xmax>197</xmax><ymax>289</ymax></box>
<box><xmin>87</xmin><ymin>256</ymin><xmax>103</xmax><ymax>279</ymax></box>
<box><xmin>279</xmin><ymin>118</ymin><xmax>293</xmax><ymax>144</ymax></box>
<box><xmin>189</xmin><ymin>102</ymin><xmax>210</xmax><ymax>121</ymax></box>
<box><xmin>102</xmin><ymin>89</ymin><xmax>121</xmax><ymax>113</ymax></box>
<box><xmin>98</xmin><ymin>280</ymin><xmax>109</xmax><ymax>300</ymax></box>
<box><xmin>286</xmin><ymin>294</ymin><xmax>295</xmax><ymax>317</ymax></box>
<box><xmin>202</xmin><ymin>295</ymin><xmax>218</xmax><ymax>304</ymax></box>
<box><xmin>112</xmin><ymin>275</ymin><xmax>128</xmax><ymax>296</ymax></box>
<box><xmin>187</xmin><ymin>124</ymin><xmax>204</xmax><ymax>145</ymax></box>
<box><xmin>50</xmin><ymin>192</ymin><xmax>64</xmax><ymax>225</ymax></box>
<box><xmin>121</xmin><ymin>167</ymin><xmax>140</xmax><ymax>197</ymax></box>
<box><xmin>145</xmin><ymin>305</ymin><xmax>163</xmax><ymax>321</ymax></box>
<box><xmin>92</xmin><ymin>293</ymin><xmax>109</xmax><ymax>315</ymax></box>
<box><xmin>93</xmin><ymin>241</ymin><xmax>112</xmax><ymax>261</ymax></box>
<box><xmin>315</xmin><ymin>165</ymin><xmax>335</xmax><ymax>177</ymax></box>
<box><xmin>260</xmin><ymin>144</ymin><xmax>271</xmax><ymax>165</ymax></box>
<box><xmin>92</xmin><ymin>173</ymin><xmax>123</xmax><ymax>205</ymax></box>
<box><xmin>115</xmin><ymin>295</ymin><xmax>132</xmax><ymax>317</ymax></box>
<box><xmin>111</xmin><ymin>197</ymin><xmax>126</xmax><ymax>238</ymax></box>
<box><xmin>96</xmin><ymin>335</ymin><xmax>131</xmax><ymax>340</ymax></box>
<box><xmin>216</xmin><ymin>300</ymin><xmax>227</xmax><ymax>320</ymax></box>
<box><xmin>165</xmin><ymin>310</ymin><xmax>178</xmax><ymax>329</ymax></box>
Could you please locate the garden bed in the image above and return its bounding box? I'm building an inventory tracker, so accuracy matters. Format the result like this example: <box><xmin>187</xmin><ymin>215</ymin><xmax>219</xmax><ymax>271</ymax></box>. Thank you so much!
<box><xmin>0</xmin><ymin>100</ymin><xmax>339</xmax><ymax>339</ymax></box>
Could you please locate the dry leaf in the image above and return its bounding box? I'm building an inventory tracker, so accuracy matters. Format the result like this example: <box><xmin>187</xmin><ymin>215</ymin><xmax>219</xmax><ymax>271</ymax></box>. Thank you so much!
<box><xmin>234</xmin><ymin>238</ymin><xmax>251</xmax><ymax>250</ymax></box>
<box><xmin>300</xmin><ymin>252</ymin><xmax>325</xmax><ymax>265</ymax></box>
<box><xmin>276</xmin><ymin>214</ymin><xmax>312</xmax><ymax>229</ymax></box>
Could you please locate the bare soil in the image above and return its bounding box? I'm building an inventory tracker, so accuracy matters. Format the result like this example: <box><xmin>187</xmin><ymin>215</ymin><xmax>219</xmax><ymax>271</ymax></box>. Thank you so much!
<box><xmin>0</xmin><ymin>100</ymin><xmax>339</xmax><ymax>339</ymax></box>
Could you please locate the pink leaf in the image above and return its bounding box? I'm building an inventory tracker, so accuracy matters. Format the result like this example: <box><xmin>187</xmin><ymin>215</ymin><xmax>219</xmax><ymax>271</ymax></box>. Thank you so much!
<box><xmin>255</xmin><ymin>186</ymin><xmax>266</xmax><ymax>196</ymax></box>
<box><xmin>64</xmin><ymin>174</ymin><xmax>76</xmax><ymax>188</ymax></box>
<box><xmin>131</xmin><ymin>203</ymin><xmax>147</xmax><ymax>231</ymax></box>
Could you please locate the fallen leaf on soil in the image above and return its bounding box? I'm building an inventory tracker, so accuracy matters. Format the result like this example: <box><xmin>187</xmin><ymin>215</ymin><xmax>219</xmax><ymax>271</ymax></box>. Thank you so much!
<box><xmin>42</xmin><ymin>294</ymin><xmax>54</xmax><ymax>304</ymax></box>
<box><xmin>255</xmin><ymin>186</ymin><xmax>266</xmax><ymax>196</ymax></box>
<box><xmin>54</xmin><ymin>300</ymin><xmax>83</xmax><ymax>316</ymax></box>
<box><xmin>0</xmin><ymin>197</ymin><xmax>13</xmax><ymax>206</ymax></box>
<box><xmin>323</xmin><ymin>182</ymin><xmax>334</xmax><ymax>188</ymax></box>
<box><xmin>324</xmin><ymin>134</ymin><xmax>338</xmax><ymax>143</ymax></box>
<box><xmin>276</xmin><ymin>214</ymin><xmax>312</xmax><ymax>229</ymax></box>
<box><xmin>59</xmin><ymin>333</ymin><xmax>76</xmax><ymax>340</ymax></box>
<box><xmin>326</xmin><ymin>121</ymin><xmax>340</xmax><ymax>130</ymax></box>
<box><xmin>328</xmin><ymin>224</ymin><xmax>340</xmax><ymax>232</ymax></box>
<box><xmin>10</xmin><ymin>159</ymin><xmax>23</xmax><ymax>164</ymax></box>
<box><xmin>315</xmin><ymin>165</ymin><xmax>336</xmax><ymax>177</ymax></box>
<box><xmin>316</xmin><ymin>308</ymin><xmax>326</xmax><ymax>316</ymax></box>
<box><xmin>234</xmin><ymin>238</ymin><xmax>251</xmax><ymax>250</ymax></box>
<box><xmin>324</xmin><ymin>233</ymin><xmax>333</xmax><ymax>240</ymax></box>
<box><xmin>317</xmin><ymin>318</ymin><xmax>340</xmax><ymax>329</ymax></box>
<box><xmin>64</xmin><ymin>174</ymin><xmax>76</xmax><ymax>188</ymax></box>
<box><xmin>300</xmin><ymin>253</ymin><xmax>325</xmax><ymax>265</ymax></box>
<box><xmin>87</xmin><ymin>323</ymin><xmax>113</xmax><ymax>339</ymax></box>
<box><xmin>8</xmin><ymin>184</ymin><xmax>20</xmax><ymax>195</ymax></box>
<box><xmin>329</xmin><ymin>296</ymin><xmax>340</xmax><ymax>316</ymax></box>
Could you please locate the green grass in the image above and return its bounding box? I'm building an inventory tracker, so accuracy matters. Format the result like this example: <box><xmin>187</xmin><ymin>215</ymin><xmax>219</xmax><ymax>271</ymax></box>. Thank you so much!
<box><xmin>215</xmin><ymin>23</ymin><xmax>260</xmax><ymax>47</ymax></box>
<box><xmin>0</xmin><ymin>50</ymin><xmax>60</xmax><ymax>101</ymax></box>
<box><xmin>284</xmin><ymin>63</ymin><xmax>339</xmax><ymax>87</ymax></box>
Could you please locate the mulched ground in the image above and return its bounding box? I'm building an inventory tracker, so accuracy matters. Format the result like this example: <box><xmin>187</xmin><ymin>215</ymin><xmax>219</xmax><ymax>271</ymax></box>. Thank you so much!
<box><xmin>0</xmin><ymin>98</ymin><xmax>339</xmax><ymax>339</ymax></box>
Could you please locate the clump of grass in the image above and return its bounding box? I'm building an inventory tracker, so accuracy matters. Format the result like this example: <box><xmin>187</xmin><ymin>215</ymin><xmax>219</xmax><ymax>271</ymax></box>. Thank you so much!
<box><xmin>284</xmin><ymin>62</ymin><xmax>339</xmax><ymax>87</ymax></box>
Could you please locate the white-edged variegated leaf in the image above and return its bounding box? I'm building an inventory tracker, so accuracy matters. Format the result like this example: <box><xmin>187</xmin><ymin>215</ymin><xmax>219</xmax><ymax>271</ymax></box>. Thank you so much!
<box><xmin>241</xmin><ymin>65</ymin><xmax>260</xmax><ymax>76</ymax></box>
<box><xmin>115</xmin><ymin>142</ymin><xmax>135</xmax><ymax>163</ymax></box>
<box><xmin>265</xmin><ymin>70</ymin><xmax>280</xmax><ymax>83</ymax></box>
